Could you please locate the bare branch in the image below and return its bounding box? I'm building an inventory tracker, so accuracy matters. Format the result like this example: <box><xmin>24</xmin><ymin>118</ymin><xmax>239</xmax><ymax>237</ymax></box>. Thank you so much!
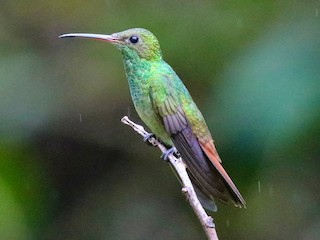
<box><xmin>121</xmin><ymin>116</ymin><xmax>218</xmax><ymax>240</ymax></box>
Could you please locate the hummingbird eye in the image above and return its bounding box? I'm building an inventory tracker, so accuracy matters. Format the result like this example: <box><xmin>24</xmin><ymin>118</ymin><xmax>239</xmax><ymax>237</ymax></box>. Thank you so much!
<box><xmin>129</xmin><ymin>35</ymin><xmax>139</xmax><ymax>44</ymax></box>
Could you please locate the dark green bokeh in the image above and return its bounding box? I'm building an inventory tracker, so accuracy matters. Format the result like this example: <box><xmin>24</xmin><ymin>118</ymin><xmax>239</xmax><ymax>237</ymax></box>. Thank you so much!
<box><xmin>1</xmin><ymin>1</ymin><xmax>319</xmax><ymax>239</ymax></box>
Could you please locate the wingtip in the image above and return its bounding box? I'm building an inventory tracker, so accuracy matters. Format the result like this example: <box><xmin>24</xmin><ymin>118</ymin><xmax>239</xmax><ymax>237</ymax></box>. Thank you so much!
<box><xmin>235</xmin><ymin>200</ymin><xmax>246</xmax><ymax>209</ymax></box>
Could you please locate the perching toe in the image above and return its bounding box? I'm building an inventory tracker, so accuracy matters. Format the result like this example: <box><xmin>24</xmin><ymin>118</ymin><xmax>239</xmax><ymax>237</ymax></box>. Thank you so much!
<box><xmin>161</xmin><ymin>147</ymin><xmax>178</xmax><ymax>161</ymax></box>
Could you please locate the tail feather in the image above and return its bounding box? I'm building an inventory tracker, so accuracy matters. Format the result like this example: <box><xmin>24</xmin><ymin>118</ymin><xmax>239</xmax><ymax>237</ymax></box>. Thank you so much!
<box><xmin>188</xmin><ymin>171</ymin><xmax>217</xmax><ymax>212</ymax></box>
<box><xmin>172</xmin><ymin>126</ymin><xmax>246</xmax><ymax>210</ymax></box>
<box><xmin>200</xmin><ymin>140</ymin><xmax>246</xmax><ymax>207</ymax></box>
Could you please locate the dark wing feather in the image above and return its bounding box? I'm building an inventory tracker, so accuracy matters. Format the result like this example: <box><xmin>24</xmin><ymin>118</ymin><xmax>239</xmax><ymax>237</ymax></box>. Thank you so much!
<box><xmin>150</xmin><ymin>78</ymin><xmax>245</xmax><ymax>210</ymax></box>
<box><xmin>172</xmin><ymin>126</ymin><xmax>235</xmax><ymax>205</ymax></box>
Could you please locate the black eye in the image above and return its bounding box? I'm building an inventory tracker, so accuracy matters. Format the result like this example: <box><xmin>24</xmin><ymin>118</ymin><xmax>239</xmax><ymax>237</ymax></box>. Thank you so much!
<box><xmin>129</xmin><ymin>35</ymin><xmax>139</xmax><ymax>44</ymax></box>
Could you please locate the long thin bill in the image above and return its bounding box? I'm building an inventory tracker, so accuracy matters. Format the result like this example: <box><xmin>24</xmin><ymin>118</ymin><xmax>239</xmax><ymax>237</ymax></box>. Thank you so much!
<box><xmin>58</xmin><ymin>33</ymin><xmax>119</xmax><ymax>43</ymax></box>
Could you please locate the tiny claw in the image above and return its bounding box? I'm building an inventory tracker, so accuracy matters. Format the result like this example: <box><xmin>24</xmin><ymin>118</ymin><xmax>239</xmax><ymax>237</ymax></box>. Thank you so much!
<box><xmin>161</xmin><ymin>147</ymin><xmax>178</xmax><ymax>161</ymax></box>
<box><xmin>143</xmin><ymin>133</ymin><xmax>155</xmax><ymax>142</ymax></box>
<box><xmin>143</xmin><ymin>133</ymin><xmax>157</xmax><ymax>146</ymax></box>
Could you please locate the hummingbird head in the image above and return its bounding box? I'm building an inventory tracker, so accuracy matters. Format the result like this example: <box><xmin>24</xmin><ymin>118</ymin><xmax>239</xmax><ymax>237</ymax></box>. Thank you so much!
<box><xmin>59</xmin><ymin>28</ymin><xmax>162</xmax><ymax>61</ymax></box>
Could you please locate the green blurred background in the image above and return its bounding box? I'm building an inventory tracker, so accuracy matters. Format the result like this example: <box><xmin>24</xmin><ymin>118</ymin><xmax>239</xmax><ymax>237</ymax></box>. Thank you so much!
<box><xmin>1</xmin><ymin>0</ymin><xmax>320</xmax><ymax>239</ymax></box>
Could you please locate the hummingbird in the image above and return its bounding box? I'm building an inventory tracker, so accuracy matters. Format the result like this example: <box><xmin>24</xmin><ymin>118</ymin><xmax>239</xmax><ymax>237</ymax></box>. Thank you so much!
<box><xmin>59</xmin><ymin>28</ymin><xmax>246</xmax><ymax>211</ymax></box>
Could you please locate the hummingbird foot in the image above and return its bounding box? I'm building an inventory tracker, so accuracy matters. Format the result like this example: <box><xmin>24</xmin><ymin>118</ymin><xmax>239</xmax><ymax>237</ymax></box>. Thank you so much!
<box><xmin>161</xmin><ymin>147</ymin><xmax>179</xmax><ymax>161</ymax></box>
<box><xmin>143</xmin><ymin>132</ymin><xmax>155</xmax><ymax>142</ymax></box>
<box><xmin>143</xmin><ymin>133</ymin><xmax>159</xmax><ymax>147</ymax></box>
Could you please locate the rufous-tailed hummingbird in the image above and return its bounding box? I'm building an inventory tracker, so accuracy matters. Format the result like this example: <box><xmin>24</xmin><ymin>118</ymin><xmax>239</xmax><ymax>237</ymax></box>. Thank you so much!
<box><xmin>59</xmin><ymin>28</ymin><xmax>246</xmax><ymax>211</ymax></box>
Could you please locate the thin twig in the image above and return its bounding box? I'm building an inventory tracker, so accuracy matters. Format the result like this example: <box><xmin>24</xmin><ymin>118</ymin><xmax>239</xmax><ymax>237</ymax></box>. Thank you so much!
<box><xmin>121</xmin><ymin>116</ymin><xmax>218</xmax><ymax>240</ymax></box>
